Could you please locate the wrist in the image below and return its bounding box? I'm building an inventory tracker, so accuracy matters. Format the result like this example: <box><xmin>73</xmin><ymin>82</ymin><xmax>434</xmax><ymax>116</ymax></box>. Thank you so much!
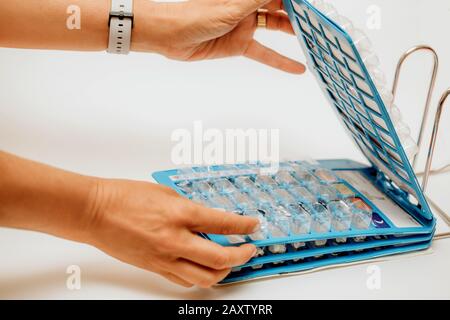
<box><xmin>131</xmin><ymin>0</ymin><xmax>184</xmax><ymax>55</ymax></box>
<box><xmin>0</xmin><ymin>152</ymin><xmax>102</xmax><ymax>243</ymax></box>
<box><xmin>80</xmin><ymin>177</ymin><xmax>111</xmax><ymax>245</ymax></box>
<box><xmin>44</xmin><ymin>174</ymin><xmax>103</xmax><ymax>244</ymax></box>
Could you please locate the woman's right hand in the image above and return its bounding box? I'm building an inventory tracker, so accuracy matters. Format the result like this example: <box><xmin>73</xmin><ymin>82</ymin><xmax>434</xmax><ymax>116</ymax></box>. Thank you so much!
<box><xmin>132</xmin><ymin>0</ymin><xmax>305</xmax><ymax>74</ymax></box>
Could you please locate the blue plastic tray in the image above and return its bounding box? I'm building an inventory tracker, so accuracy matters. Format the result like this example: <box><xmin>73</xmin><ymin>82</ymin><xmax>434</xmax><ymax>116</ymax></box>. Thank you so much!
<box><xmin>151</xmin><ymin>0</ymin><xmax>436</xmax><ymax>283</ymax></box>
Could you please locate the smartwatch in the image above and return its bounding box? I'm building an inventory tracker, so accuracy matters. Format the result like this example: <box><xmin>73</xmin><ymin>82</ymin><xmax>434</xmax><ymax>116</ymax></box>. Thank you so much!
<box><xmin>107</xmin><ymin>0</ymin><xmax>134</xmax><ymax>54</ymax></box>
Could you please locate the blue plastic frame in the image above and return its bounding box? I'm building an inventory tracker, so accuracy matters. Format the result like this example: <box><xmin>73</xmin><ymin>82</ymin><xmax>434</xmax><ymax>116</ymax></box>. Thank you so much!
<box><xmin>151</xmin><ymin>0</ymin><xmax>437</xmax><ymax>283</ymax></box>
<box><xmin>152</xmin><ymin>160</ymin><xmax>435</xmax><ymax>283</ymax></box>
<box><xmin>283</xmin><ymin>0</ymin><xmax>433</xmax><ymax>221</ymax></box>
<box><xmin>222</xmin><ymin>240</ymin><xmax>431</xmax><ymax>284</ymax></box>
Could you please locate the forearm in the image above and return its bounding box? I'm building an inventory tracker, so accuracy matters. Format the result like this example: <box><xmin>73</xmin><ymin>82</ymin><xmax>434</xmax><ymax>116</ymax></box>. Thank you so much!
<box><xmin>0</xmin><ymin>0</ymin><xmax>110</xmax><ymax>51</ymax></box>
<box><xmin>0</xmin><ymin>0</ymin><xmax>166</xmax><ymax>52</ymax></box>
<box><xmin>0</xmin><ymin>151</ymin><xmax>97</xmax><ymax>242</ymax></box>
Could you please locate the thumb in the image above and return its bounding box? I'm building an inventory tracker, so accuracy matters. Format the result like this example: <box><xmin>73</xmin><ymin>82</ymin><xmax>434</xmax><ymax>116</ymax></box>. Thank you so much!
<box><xmin>229</xmin><ymin>0</ymin><xmax>272</xmax><ymax>18</ymax></box>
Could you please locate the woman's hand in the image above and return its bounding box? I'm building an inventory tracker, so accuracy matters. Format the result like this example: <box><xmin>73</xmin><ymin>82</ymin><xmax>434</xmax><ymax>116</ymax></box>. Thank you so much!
<box><xmin>0</xmin><ymin>152</ymin><xmax>259</xmax><ymax>288</ymax></box>
<box><xmin>1</xmin><ymin>0</ymin><xmax>304</xmax><ymax>73</ymax></box>
<box><xmin>133</xmin><ymin>0</ymin><xmax>305</xmax><ymax>74</ymax></box>
<box><xmin>85</xmin><ymin>178</ymin><xmax>259</xmax><ymax>288</ymax></box>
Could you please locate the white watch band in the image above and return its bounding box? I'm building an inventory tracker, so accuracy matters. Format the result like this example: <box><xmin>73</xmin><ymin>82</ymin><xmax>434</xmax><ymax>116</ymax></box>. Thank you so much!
<box><xmin>107</xmin><ymin>0</ymin><xmax>134</xmax><ymax>54</ymax></box>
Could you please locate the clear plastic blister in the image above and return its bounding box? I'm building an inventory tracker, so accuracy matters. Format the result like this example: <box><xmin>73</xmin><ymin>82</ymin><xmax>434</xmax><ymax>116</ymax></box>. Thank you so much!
<box><xmin>152</xmin><ymin>0</ymin><xmax>435</xmax><ymax>284</ymax></box>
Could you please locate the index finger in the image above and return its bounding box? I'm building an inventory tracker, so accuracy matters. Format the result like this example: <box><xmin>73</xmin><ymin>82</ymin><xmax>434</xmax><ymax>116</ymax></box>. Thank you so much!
<box><xmin>184</xmin><ymin>203</ymin><xmax>260</xmax><ymax>235</ymax></box>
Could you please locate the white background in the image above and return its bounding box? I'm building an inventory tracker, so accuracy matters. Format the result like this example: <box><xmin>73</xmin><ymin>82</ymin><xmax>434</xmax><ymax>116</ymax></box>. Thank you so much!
<box><xmin>0</xmin><ymin>0</ymin><xmax>449</xmax><ymax>299</ymax></box>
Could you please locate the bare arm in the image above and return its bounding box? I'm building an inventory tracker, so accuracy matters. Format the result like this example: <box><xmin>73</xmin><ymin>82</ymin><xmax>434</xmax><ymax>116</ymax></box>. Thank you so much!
<box><xmin>0</xmin><ymin>0</ymin><xmax>305</xmax><ymax>73</ymax></box>
<box><xmin>0</xmin><ymin>151</ymin><xmax>97</xmax><ymax>241</ymax></box>
<box><xmin>0</xmin><ymin>151</ymin><xmax>259</xmax><ymax>287</ymax></box>
<box><xmin>0</xmin><ymin>0</ymin><xmax>110</xmax><ymax>51</ymax></box>
<box><xmin>0</xmin><ymin>0</ymin><xmax>305</xmax><ymax>288</ymax></box>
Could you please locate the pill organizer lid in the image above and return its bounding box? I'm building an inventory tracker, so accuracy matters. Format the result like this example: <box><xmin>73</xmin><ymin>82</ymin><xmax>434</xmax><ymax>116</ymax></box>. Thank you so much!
<box><xmin>283</xmin><ymin>0</ymin><xmax>433</xmax><ymax>220</ymax></box>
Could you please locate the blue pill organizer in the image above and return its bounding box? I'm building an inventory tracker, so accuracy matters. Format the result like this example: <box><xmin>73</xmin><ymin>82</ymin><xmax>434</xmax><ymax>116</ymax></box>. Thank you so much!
<box><xmin>152</xmin><ymin>0</ymin><xmax>436</xmax><ymax>284</ymax></box>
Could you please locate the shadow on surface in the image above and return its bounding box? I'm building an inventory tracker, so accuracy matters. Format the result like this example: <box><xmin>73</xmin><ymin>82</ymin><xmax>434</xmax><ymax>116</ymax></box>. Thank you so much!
<box><xmin>0</xmin><ymin>260</ymin><xmax>243</xmax><ymax>299</ymax></box>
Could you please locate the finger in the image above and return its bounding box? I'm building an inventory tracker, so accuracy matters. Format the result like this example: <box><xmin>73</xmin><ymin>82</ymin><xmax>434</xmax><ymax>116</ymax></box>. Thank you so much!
<box><xmin>180</xmin><ymin>236</ymin><xmax>256</xmax><ymax>270</ymax></box>
<box><xmin>170</xmin><ymin>259</ymin><xmax>231</xmax><ymax>288</ymax></box>
<box><xmin>244</xmin><ymin>40</ymin><xmax>306</xmax><ymax>74</ymax></box>
<box><xmin>185</xmin><ymin>205</ymin><xmax>259</xmax><ymax>235</ymax></box>
<box><xmin>231</xmin><ymin>0</ymin><xmax>272</xmax><ymax>17</ymax></box>
<box><xmin>161</xmin><ymin>272</ymin><xmax>194</xmax><ymax>288</ymax></box>
<box><xmin>263</xmin><ymin>0</ymin><xmax>284</xmax><ymax>11</ymax></box>
<box><xmin>265</xmin><ymin>12</ymin><xmax>295</xmax><ymax>35</ymax></box>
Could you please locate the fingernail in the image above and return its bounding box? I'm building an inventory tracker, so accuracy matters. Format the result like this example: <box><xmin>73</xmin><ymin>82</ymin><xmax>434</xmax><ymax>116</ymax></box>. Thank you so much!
<box><xmin>251</xmin><ymin>223</ymin><xmax>261</xmax><ymax>234</ymax></box>
<box><xmin>252</xmin><ymin>246</ymin><xmax>258</xmax><ymax>258</ymax></box>
<box><xmin>299</xmin><ymin>64</ymin><xmax>307</xmax><ymax>74</ymax></box>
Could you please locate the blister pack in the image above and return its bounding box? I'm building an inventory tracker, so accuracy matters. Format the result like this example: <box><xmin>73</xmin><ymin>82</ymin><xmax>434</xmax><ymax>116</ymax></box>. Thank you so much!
<box><xmin>152</xmin><ymin>0</ymin><xmax>435</xmax><ymax>284</ymax></box>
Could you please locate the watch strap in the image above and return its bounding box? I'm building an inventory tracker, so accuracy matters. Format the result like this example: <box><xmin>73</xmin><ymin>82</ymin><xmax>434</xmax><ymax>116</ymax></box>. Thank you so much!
<box><xmin>107</xmin><ymin>0</ymin><xmax>134</xmax><ymax>54</ymax></box>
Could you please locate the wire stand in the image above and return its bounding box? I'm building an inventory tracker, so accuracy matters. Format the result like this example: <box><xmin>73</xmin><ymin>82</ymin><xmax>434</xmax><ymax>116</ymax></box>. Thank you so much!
<box><xmin>391</xmin><ymin>46</ymin><xmax>450</xmax><ymax>238</ymax></box>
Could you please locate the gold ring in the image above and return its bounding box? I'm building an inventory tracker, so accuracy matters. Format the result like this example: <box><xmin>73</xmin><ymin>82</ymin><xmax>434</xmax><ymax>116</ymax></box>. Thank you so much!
<box><xmin>257</xmin><ymin>10</ymin><xmax>267</xmax><ymax>28</ymax></box>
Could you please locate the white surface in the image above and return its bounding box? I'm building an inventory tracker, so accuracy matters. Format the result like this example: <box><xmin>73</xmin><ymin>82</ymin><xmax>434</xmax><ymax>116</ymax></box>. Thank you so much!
<box><xmin>0</xmin><ymin>227</ymin><xmax>449</xmax><ymax>299</ymax></box>
<box><xmin>0</xmin><ymin>0</ymin><xmax>449</xmax><ymax>299</ymax></box>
